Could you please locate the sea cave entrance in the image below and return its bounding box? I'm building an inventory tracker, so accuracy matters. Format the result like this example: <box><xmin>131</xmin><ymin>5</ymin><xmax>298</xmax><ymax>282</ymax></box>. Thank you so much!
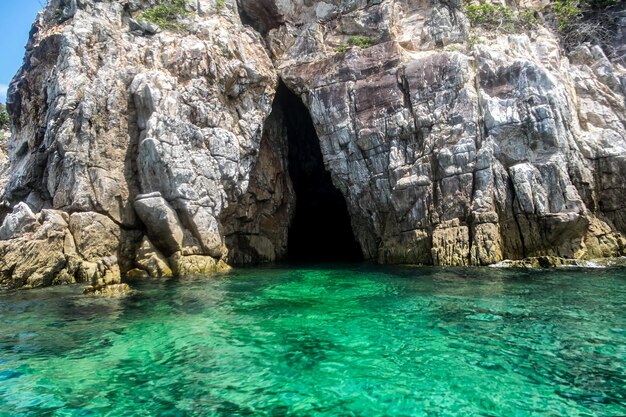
<box><xmin>277</xmin><ymin>82</ymin><xmax>364</xmax><ymax>262</ymax></box>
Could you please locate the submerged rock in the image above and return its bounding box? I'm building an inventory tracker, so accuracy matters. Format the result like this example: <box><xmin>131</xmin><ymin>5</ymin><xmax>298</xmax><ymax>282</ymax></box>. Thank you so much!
<box><xmin>83</xmin><ymin>283</ymin><xmax>132</xmax><ymax>297</ymax></box>
<box><xmin>493</xmin><ymin>256</ymin><xmax>626</xmax><ymax>269</ymax></box>
<box><xmin>492</xmin><ymin>256</ymin><xmax>585</xmax><ymax>269</ymax></box>
<box><xmin>0</xmin><ymin>0</ymin><xmax>625</xmax><ymax>289</ymax></box>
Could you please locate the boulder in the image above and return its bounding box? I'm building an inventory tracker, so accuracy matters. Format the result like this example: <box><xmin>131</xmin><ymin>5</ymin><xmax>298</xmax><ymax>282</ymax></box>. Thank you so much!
<box><xmin>134</xmin><ymin>194</ymin><xmax>185</xmax><ymax>256</ymax></box>
<box><xmin>169</xmin><ymin>253</ymin><xmax>231</xmax><ymax>276</ymax></box>
<box><xmin>0</xmin><ymin>210</ymin><xmax>71</xmax><ymax>289</ymax></box>
<box><xmin>0</xmin><ymin>203</ymin><xmax>38</xmax><ymax>240</ymax></box>
<box><xmin>135</xmin><ymin>237</ymin><xmax>173</xmax><ymax>277</ymax></box>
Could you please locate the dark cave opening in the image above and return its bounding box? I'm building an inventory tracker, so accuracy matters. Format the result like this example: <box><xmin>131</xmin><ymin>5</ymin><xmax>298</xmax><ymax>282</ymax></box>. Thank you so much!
<box><xmin>276</xmin><ymin>81</ymin><xmax>364</xmax><ymax>263</ymax></box>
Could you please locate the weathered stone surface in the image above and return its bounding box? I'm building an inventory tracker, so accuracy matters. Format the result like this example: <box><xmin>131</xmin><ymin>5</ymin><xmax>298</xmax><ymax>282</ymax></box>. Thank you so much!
<box><xmin>431</xmin><ymin>222</ymin><xmax>471</xmax><ymax>267</ymax></box>
<box><xmin>0</xmin><ymin>209</ymin><xmax>71</xmax><ymax>289</ymax></box>
<box><xmin>470</xmin><ymin>223</ymin><xmax>504</xmax><ymax>266</ymax></box>
<box><xmin>0</xmin><ymin>208</ymin><xmax>125</xmax><ymax>289</ymax></box>
<box><xmin>0</xmin><ymin>130</ymin><xmax>9</xmax><ymax>201</ymax></box>
<box><xmin>0</xmin><ymin>202</ymin><xmax>38</xmax><ymax>240</ymax></box>
<box><xmin>378</xmin><ymin>229</ymin><xmax>432</xmax><ymax>265</ymax></box>
<box><xmin>134</xmin><ymin>194</ymin><xmax>185</xmax><ymax>256</ymax></box>
<box><xmin>75</xmin><ymin>259</ymin><xmax>122</xmax><ymax>292</ymax></box>
<box><xmin>0</xmin><ymin>230</ymin><xmax>68</xmax><ymax>289</ymax></box>
<box><xmin>0</xmin><ymin>0</ymin><xmax>624</xmax><ymax>290</ymax></box>
<box><xmin>173</xmin><ymin>200</ymin><xmax>225</xmax><ymax>258</ymax></box>
<box><xmin>221</xmin><ymin>100</ymin><xmax>294</xmax><ymax>264</ymax></box>
<box><xmin>135</xmin><ymin>237</ymin><xmax>173</xmax><ymax>278</ymax></box>
<box><xmin>69</xmin><ymin>212</ymin><xmax>120</xmax><ymax>262</ymax></box>
<box><xmin>275</xmin><ymin>2</ymin><xmax>626</xmax><ymax>265</ymax></box>
<box><xmin>169</xmin><ymin>253</ymin><xmax>231</xmax><ymax>276</ymax></box>
<box><xmin>126</xmin><ymin>268</ymin><xmax>150</xmax><ymax>280</ymax></box>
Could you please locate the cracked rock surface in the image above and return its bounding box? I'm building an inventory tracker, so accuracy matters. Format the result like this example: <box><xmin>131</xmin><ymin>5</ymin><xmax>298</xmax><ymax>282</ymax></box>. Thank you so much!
<box><xmin>1</xmin><ymin>0</ymin><xmax>625</xmax><ymax>289</ymax></box>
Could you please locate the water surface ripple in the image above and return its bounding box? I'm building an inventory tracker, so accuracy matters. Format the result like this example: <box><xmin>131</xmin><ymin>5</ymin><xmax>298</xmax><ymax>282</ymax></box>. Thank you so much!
<box><xmin>0</xmin><ymin>265</ymin><xmax>625</xmax><ymax>416</ymax></box>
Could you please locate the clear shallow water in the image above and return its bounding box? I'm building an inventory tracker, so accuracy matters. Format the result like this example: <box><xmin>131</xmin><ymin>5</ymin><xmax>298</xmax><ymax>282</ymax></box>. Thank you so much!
<box><xmin>0</xmin><ymin>265</ymin><xmax>625</xmax><ymax>417</ymax></box>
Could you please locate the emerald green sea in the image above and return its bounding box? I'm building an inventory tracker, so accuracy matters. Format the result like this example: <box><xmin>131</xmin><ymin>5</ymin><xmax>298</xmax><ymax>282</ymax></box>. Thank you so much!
<box><xmin>0</xmin><ymin>264</ymin><xmax>625</xmax><ymax>416</ymax></box>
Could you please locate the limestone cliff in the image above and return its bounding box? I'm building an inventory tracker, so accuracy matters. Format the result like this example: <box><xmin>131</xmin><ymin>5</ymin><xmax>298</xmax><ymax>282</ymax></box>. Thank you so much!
<box><xmin>1</xmin><ymin>0</ymin><xmax>625</xmax><ymax>289</ymax></box>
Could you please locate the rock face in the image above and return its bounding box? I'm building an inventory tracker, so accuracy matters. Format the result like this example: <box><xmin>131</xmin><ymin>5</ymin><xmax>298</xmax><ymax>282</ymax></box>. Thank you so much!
<box><xmin>2</xmin><ymin>0</ymin><xmax>275</xmax><ymax>288</ymax></box>
<box><xmin>220</xmin><ymin>95</ymin><xmax>294</xmax><ymax>263</ymax></box>
<box><xmin>1</xmin><ymin>0</ymin><xmax>625</xmax><ymax>289</ymax></box>
<box><xmin>0</xmin><ymin>208</ymin><xmax>122</xmax><ymax>289</ymax></box>
<box><xmin>272</xmin><ymin>0</ymin><xmax>626</xmax><ymax>265</ymax></box>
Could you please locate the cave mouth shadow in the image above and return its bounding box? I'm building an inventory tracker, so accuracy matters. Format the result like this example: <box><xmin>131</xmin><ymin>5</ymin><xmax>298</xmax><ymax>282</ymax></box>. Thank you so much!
<box><xmin>276</xmin><ymin>81</ymin><xmax>364</xmax><ymax>263</ymax></box>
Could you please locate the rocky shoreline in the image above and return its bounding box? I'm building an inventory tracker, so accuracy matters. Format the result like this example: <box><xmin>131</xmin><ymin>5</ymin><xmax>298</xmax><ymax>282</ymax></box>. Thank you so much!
<box><xmin>1</xmin><ymin>0</ymin><xmax>625</xmax><ymax>292</ymax></box>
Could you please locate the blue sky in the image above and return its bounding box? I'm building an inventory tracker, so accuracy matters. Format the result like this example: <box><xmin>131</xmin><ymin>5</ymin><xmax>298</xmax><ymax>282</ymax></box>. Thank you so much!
<box><xmin>0</xmin><ymin>1</ymin><xmax>43</xmax><ymax>103</ymax></box>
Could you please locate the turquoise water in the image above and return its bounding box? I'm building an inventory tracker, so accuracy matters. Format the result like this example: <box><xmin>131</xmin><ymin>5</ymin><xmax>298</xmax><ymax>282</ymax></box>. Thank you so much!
<box><xmin>0</xmin><ymin>264</ymin><xmax>625</xmax><ymax>416</ymax></box>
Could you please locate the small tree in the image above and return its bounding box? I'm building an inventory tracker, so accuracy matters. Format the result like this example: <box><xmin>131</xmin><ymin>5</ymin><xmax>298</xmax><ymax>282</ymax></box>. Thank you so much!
<box><xmin>551</xmin><ymin>0</ymin><xmax>621</xmax><ymax>54</ymax></box>
<box><xmin>347</xmin><ymin>36</ymin><xmax>373</xmax><ymax>49</ymax></box>
<box><xmin>0</xmin><ymin>104</ymin><xmax>9</xmax><ymax>130</ymax></box>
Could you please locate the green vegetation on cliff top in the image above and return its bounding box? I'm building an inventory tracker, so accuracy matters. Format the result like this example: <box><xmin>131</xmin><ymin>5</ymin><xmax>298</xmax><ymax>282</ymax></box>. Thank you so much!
<box><xmin>465</xmin><ymin>0</ymin><xmax>622</xmax><ymax>55</ymax></box>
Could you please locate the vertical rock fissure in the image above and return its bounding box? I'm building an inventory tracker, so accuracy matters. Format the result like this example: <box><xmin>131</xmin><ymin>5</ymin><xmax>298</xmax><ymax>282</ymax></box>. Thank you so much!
<box><xmin>277</xmin><ymin>81</ymin><xmax>363</xmax><ymax>262</ymax></box>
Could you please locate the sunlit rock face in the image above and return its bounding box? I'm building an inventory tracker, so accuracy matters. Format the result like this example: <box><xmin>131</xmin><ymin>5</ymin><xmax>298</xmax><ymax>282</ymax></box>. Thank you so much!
<box><xmin>1</xmin><ymin>0</ymin><xmax>276</xmax><ymax>288</ymax></box>
<box><xmin>1</xmin><ymin>0</ymin><xmax>625</xmax><ymax>288</ymax></box>
<box><xmin>272</xmin><ymin>0</ymin><xmax>626</xmax><ymax>265</ymax></box>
